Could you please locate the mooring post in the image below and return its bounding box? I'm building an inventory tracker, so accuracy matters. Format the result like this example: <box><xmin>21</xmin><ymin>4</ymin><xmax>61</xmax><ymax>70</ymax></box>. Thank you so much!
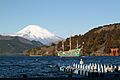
<box><xmin>75</xmin><ymin>64</ymin><xmax>77</xmax><ymax>68</ymax></box>
<box><xmin>73</xmin><ymin>63</ymin><xmax>75</xmax><ymax>67</ymax></box>
<box><xmin>80</xmin><ymin>64</ymin><xmax>83</xmax><ymax>69</ymax></box>
<box><xmin>78</xmin><ymin>64</ymin><xmax>79</xmax><ymax>68</ymax></box>
<box><xmin>101</xmin><ymin>64</ymin><xmax>104</xmax><ymax>73</ymax></box>
<box><xmin>83</xmin><ymin>64</ymin><xmax>85</xmax><ymax>70</ymax></box>
<box><xmin>94</xmin><ymin>63</ymin><xmax>97</xmax><ymax>70</ymax></box>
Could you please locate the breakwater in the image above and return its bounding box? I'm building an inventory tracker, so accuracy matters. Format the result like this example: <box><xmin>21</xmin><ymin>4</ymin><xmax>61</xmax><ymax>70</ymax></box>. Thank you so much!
<box><xmin>60</xmin><ymin>62</ymin><xmax>120</xmax><ymax>77</ymax></box>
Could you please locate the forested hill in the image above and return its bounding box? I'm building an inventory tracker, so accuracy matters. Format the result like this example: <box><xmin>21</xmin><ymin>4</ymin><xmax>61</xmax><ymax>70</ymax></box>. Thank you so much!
<box><xmin>0</xmin><ymin>35</ymin><xmax>43</xmax><ymax>55</ymax></box>
<box><xmin>82</xmin><ymin>23</ymin><xmax>120</xmax><ymax>55</ymax></box>
<box><xmin>25</xmin><ymin>23</ymin><xmax>120</xmax><ymax>56</ymax></box>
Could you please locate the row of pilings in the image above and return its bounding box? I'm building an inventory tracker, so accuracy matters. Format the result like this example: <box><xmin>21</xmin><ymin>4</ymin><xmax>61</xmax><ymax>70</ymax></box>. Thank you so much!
<box><xmin>60</xmin><ymin>63</ymin><xmax>120</xmax><ymax>77</ymax></box>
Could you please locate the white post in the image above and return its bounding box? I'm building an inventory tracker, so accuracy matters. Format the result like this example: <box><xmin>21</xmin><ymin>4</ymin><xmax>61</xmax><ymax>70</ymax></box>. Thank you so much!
<box><xmin>80</xmin><ymin>70</ymin><xmax>82</xmax><ymax>75</ymax></box>
<box><xmin>80</xmin><ymin>64</ymin><xmax>82</xmax><ymax>69</ymax></box>
<box><xmin>89</xmin><ymin>63</ymin><xmax>92</xmax><ymax>66</ymax></box>
<box><xmin>101</xmin><ymin>64</ymin><xmax>104</xmax><ymax>73</ymax></box>
<box><xmin>83</xmin><ymin>65</ymin><xmax>85</xmax><ymax>70</ymax></box>
<box><xmin>97</xmin><ymin>64</ymin><xmax>100</xmax><ymax>72</ymax></box>
<box><xmin>114</xmin><ymin>65</ymin><xmax>117</xmax><ymax>69</ymax></box>
<box><xmin>86</xmin><ymin>71</ymin><xmax>89</xmax><ymax>77</ymax></box>
<box><xmin>104</xmin><ymin>64</ymin><xmax>107</xmax><ymax>72</ymax></box>
<box><xmin>110</xmin><ymin>64</ymin><xmax>113</xmax><ymax>72</ymax></box>
<box><xmin>86</xmin><ymin>64</ymin><xmax>88</xmax><ymax>70</ymax></box>
<box><xmin>78</xmin><ymin>64</ymin><xmax>80</xmax><ymax>68</ymax></box>
<box><xmin>88</xmin><ymin>65</ymin><xmax>91</xmax><ymax>70</ymax></box>
<box><xmin>83</xmin><ymin>70</ymin><xmax>85</xmax><ymax>76</ymax></box>
<box><xmin>104</xmin><ymin>64</ymin><xmax>106</xmax><ymax>69</ymax></box>
<box><xmin>94</xmin><ymin>63</ymin><xmax>97</xmax><ymax>70</ymax></box>
<box><xmin>75</xmin><ymin>64</ymin><xmax>77</xmax><ymax>68</ymax></box>
<box><xmin>73</xmin><ymin>63</ymin><xmax>75</xmax><ymax>67</ymax></box>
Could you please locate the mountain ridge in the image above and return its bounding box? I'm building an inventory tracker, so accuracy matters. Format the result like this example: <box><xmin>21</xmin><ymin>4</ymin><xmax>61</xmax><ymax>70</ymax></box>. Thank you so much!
<box><xmin>0</xmin><ymin>35</ymin><xmax>43</xmax><ymax>55</ymax></box>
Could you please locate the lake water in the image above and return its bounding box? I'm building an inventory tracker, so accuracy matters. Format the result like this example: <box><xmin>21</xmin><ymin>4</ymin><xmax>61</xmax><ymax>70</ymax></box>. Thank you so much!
<box><xmin>0</xmin><ymin>56</ymin><xmax>120</xmax><ymax>78</ymax></box>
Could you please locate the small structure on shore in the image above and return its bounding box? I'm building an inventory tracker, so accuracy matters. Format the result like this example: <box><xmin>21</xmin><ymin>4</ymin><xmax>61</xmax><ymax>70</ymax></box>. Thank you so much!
<box><xmin>110</xmin><ymin>48</ymin><xmax>119</xmax><ymax>56</ymax></box>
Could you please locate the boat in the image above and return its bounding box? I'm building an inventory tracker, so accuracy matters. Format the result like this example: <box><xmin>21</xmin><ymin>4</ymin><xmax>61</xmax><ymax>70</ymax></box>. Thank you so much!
<box><xmin>57</xmin><ymin>48</ymin><xmax>82</xmax><ymax>57</ymax></box>
<box><xmin>57</xmin><ymin>37</ymin><xmax>83</xmax><ymax>57</ymax></box>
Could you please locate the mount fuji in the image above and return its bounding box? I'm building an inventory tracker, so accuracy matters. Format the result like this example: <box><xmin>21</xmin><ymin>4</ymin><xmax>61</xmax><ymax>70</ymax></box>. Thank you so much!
<box><xmin>12</xmin><ymin>25</ymin><xmax>63</xmax><ymax>45</ymax></box>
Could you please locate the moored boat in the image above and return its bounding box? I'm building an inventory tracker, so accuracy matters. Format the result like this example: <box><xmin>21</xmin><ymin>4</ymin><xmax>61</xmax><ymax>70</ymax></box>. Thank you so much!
<box><xmin>57</xmin><ymin>48</ymin><xmax>82</xmax><ymax>57</ymax></box>
<box><xmin>57</xmin><ymin>37</ymin><xmax>84</xmax><ymax>57</ymax></box>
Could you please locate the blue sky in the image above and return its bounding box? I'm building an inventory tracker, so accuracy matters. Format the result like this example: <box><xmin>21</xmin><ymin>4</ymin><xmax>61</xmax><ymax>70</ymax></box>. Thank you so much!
<box><xmin>0</xmin><ymin>0</ymin><xmax>120</xmax><ymax>38</ymax></box>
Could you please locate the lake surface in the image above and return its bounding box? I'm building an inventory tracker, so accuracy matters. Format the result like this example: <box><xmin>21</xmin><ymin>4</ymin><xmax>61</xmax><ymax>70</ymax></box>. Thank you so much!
<box><xmin>0</xmin><ymin>56</ymin><xmax>120</xmax><ymax>78</ymax></box>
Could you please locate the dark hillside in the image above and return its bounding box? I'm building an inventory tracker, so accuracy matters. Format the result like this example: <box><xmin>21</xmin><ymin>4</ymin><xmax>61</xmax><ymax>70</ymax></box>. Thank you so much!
<box><xmin>0</xmin><ymin>35</ymin><xmax>43</xmax><ymax>55</ymax></box>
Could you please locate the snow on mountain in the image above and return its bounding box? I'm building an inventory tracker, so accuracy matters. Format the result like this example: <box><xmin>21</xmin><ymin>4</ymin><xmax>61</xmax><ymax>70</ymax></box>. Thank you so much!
<box><xmin>12</xmin><ymin>25</ymin><xmax>63</xmax><ymax>45</ymax></box>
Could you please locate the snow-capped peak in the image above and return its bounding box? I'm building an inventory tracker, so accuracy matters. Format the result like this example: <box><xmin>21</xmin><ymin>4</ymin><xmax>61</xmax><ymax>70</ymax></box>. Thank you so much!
<box><xmin>18</xmin><ymin>25</ymin><xmax>55</xmax><ymax>39</ymax></box>
<box><xmin>14</xmin><ymin>25</ymin><xmax>62</xmax><ymax>45</ymax></box>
